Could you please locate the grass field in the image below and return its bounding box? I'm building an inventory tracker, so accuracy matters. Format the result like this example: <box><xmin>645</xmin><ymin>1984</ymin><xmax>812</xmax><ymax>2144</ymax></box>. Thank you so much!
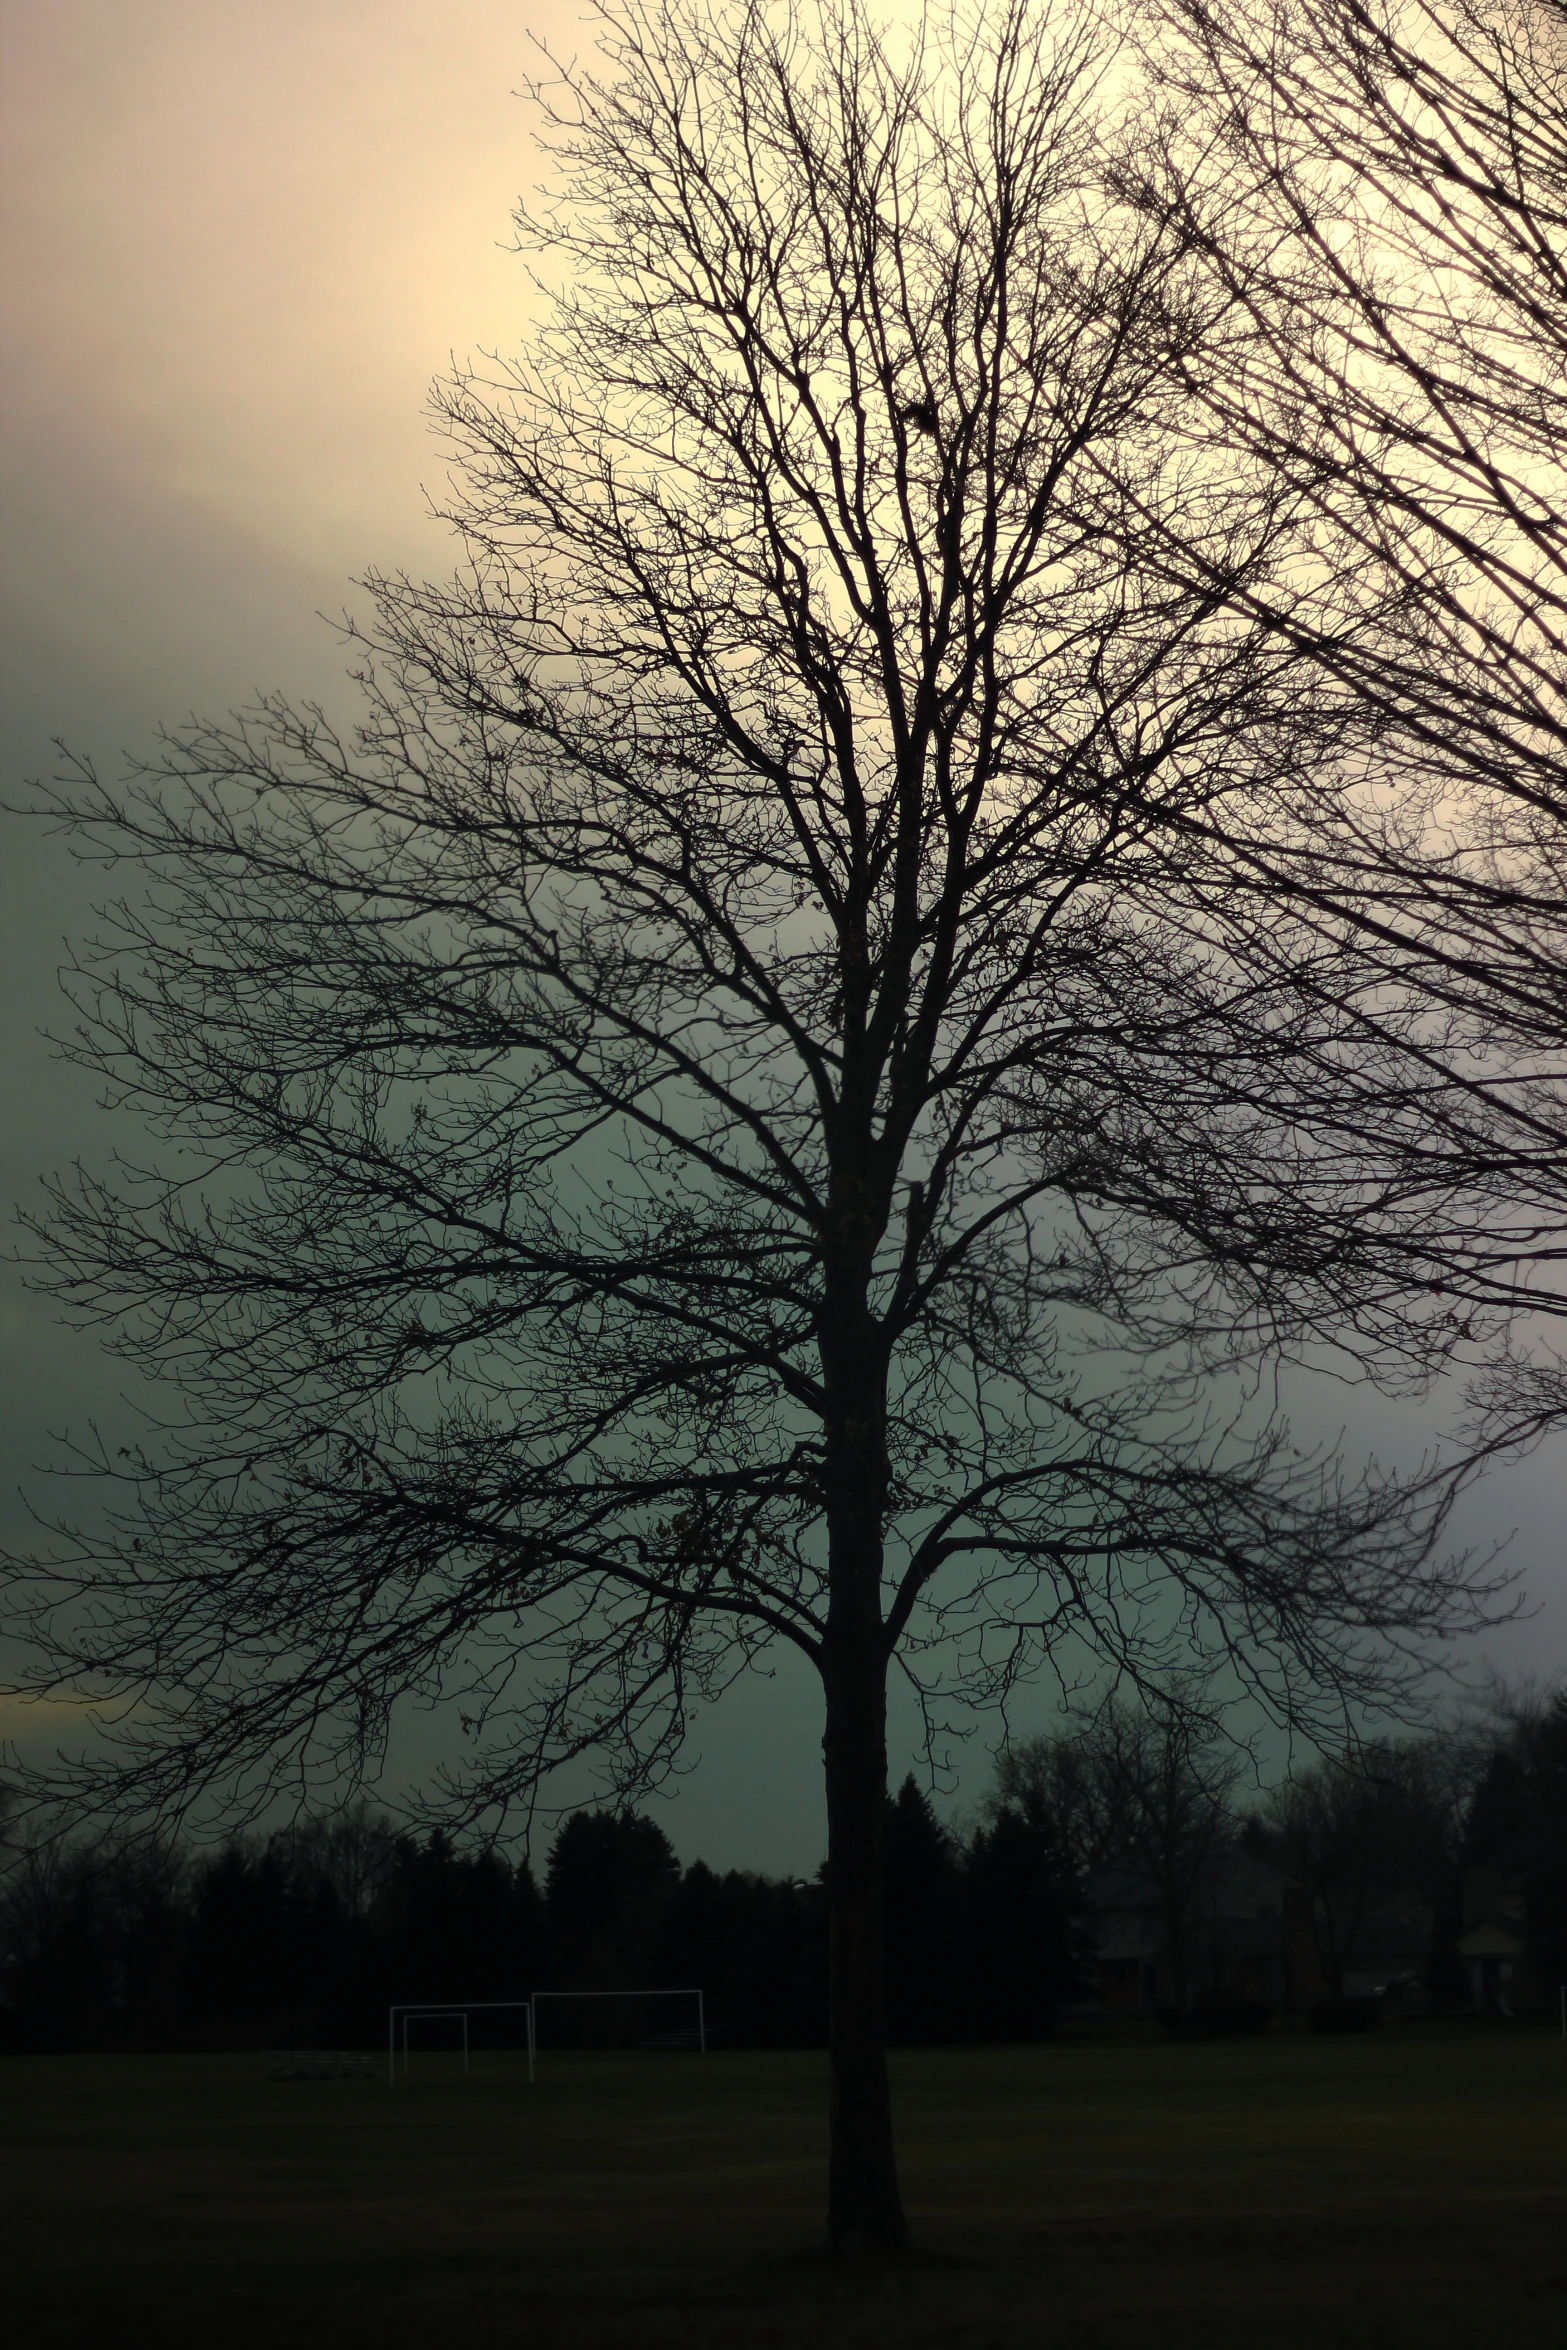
<box><xmin>2</xmin><ymin>2028</ymin><xmax>1564</xmax><ymax>2348</ymax></box>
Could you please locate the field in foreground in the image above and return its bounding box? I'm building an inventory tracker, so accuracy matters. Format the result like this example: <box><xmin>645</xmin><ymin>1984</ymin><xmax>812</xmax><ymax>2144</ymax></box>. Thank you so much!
<box><xmin>2</xmin><ymin>2031</ymin><xmax>1563</xmax><ymax>2348</ymax></box>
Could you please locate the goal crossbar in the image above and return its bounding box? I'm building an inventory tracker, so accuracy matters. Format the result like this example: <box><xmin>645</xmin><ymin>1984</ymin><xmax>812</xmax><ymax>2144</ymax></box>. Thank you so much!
<box><xmin>387</xmin><ymin>1999</ymin><xmax>536</xmax><ymax>2087</ymax></box>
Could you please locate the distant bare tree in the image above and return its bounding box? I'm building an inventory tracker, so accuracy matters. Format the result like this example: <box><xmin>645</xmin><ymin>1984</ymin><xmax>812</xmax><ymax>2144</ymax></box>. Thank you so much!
<box><xmin>5</xmin><ymin>0</ymin><xmax>1509</xmax><ymax>2247</ymax></box>
<box><xmin>284</xmin><ymin>1801</ymin><xmax>400</xmax><ymax>1925</ymax></box>
<box><xmin>989</xmin><ymin>1722</ymin><xmax>1134</xmax><ymax>1880</ymax></box>
<box><xmin>1254</xmin><ymin>1737</ymin><xmax>1470</xmax><ymax>1996</ymax></box>
<box><xmin>0</xmin><ymin>1825</ymin><xmax>187</xmax><ymax>2049</ymax></box>
<box><xmin>994</xmin><ymin>1688</ymin><xmax>1244</xmax><ymax>2004</ymax></box>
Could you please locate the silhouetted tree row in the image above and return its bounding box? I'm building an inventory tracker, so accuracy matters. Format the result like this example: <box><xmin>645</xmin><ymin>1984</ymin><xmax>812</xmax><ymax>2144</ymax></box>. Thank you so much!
<box><xmin>0</xmin><ymin>1781</ymin><xmax>1081</xmax><ymax>2055</ymax></box>
<box><xmin>4</xmin><ymin>1688</ymin><xmax>1563</xmax><ymax>2050</ymax></box>
<box><xmin>0</xmin><ymin>1810</ymin><xmax>543</xmax><ymax>2055</ymax></box>
<box><xmin>1014</xmin><ymin>1687</ymin><xmax>1567</xmax><ymax>2018</ymax></box>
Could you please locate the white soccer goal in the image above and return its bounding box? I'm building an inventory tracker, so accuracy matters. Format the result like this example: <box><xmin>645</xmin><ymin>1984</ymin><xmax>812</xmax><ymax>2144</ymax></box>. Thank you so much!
<box><xmin>528</xmin><ymin>1987</ymin><xmax>706</xmax><ymax>2059</ymax></box>
<box><xmin>387</xmin><ymin>1987</ymin><xmax>706</xmax><ymax>2087</ymax></box>
<box><xmin>387</xmin><ymin>1999</ymin><xmax>536</xmax><ymax>2088</ymax></box>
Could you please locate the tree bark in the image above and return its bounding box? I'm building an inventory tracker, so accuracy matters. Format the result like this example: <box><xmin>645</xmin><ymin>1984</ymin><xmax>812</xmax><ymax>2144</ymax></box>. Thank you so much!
<box><xmin>816</xmin><ymin>1149</ymin><xmax>907</xmax><ymax>2250</ymax></box>
<box><xmin>822</xmin><ymin>1626</ymin><xmax>907</xmax><ymax>2253</ymax></box>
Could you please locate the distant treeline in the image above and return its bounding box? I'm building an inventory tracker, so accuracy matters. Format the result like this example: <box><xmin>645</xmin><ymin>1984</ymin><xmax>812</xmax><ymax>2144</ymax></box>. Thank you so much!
<box><xmin>2</xmin><ymin>1690</ymin><xmax>1562</xmax><ymax>2052</ymax></box>
<box><xmin>0</xmin><ymin>1781</ymin><xmax>1074</xmax><ymax>2054</ymax></box>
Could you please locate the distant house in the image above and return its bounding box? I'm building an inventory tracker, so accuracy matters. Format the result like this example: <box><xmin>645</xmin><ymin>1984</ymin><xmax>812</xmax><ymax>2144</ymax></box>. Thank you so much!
<box><xmin>1335</xmin><ymin>1891</ymin><xmax>1433</xmax><ymax>2002</ymax></box>
<box><xmin>1077</xmin><ymin>1852</ymin><xmax>1326</xmax><ymax>2018</ymax></box>
<box><xmin>1455</xmin><ymin>1866</ymin><xmax>1538</xmax><ymax>2015</ymax></box>
<box><xmin>1077</xmin><ymin>1852</ymin><xmax>1444</xmax><ymax>2019</ymax></box>
<box><xmin>1079</xmin><ymin>1861</ymin><xmax>1164</xmax><ymax>2014</ymax></box>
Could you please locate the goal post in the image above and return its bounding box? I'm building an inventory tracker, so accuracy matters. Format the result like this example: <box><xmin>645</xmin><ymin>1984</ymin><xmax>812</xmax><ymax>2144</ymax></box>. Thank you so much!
<box><xmin>386</xmin><ymin>1987</ymin><xmax>706</xmax><ymax>2085</ymax></box>
<box><xmin>387</xmin><ymin>1998</ymin><xmax>536</xmax><ymax>2087</ymax></box>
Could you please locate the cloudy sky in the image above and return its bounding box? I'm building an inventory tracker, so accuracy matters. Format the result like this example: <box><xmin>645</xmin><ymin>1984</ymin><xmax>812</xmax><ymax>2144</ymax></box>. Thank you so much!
<box><xmin>1</xmin><ymin>0</ymin><xmax>1561</xmax><ymax>1870</ymax></box>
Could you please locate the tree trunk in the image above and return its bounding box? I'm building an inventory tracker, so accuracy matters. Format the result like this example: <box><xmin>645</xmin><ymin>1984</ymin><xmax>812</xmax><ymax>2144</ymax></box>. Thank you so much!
<box><xmin>817</xmin><ymin>1154</ymin><xmax>905</xmax><ymax>2251</ymax></box>
<box><xmin>822</xmin><ymin>1630</ymin><xmax>908</xmax><ymax>2253</ymax></box>
<box><xmin>1166</xmin><ymin>1927</ymin><xmax>1190</xmax><ymax>2014</ymax></box>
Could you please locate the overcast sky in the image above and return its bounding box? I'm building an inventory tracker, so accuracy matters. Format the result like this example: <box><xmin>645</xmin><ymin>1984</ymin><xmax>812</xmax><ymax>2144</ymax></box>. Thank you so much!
<box><xmin>2</xmin><ymin>0</ymin><xmax>1561</xmax><ymax>1872</ymax></box>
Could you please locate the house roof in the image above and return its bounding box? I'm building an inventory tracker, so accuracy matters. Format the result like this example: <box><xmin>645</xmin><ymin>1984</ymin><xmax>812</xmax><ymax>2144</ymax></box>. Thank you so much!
<box><xmin>1456</xmin><ymin>1922</ymin><xmax>1524</xmax><ymax>1959</ymax></box>
<box><xmin>1094</xmin><ymin>1920</ymin><xmax>1164</xmax><ymax>1962</ymax></box>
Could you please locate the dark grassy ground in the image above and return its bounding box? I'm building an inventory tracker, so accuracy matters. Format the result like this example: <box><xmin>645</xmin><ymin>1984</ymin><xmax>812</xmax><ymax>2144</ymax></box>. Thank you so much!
<box><xmin>2</xmin><ymin>2027</ymin><xmax>1564</xmax><ymax>2348</ymax></box>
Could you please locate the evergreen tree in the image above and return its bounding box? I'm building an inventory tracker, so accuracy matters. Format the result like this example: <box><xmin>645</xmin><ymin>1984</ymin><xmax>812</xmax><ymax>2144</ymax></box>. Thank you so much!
<box><xmin>882</xmin><ymin>1777</ymin><xmax>957</xmax><ymax>2046</ymax></box>
<box><xmin>545</xmin><ymin>1811</ymin><xmax>681</xmax><ymax>1994</ymax></box>
<box><xmin>958</xmin><ymin>1804</ymin><xmax>1079</xmax><ymax>2043</ymax></box>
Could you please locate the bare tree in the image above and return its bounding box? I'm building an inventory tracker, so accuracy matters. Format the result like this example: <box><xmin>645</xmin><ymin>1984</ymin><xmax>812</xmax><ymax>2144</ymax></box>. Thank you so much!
<box><xmin>1089</xmin><ymin>1697</ymin><xmax>1245</xmax><ymax>2009</ymax></box>
<box><xmin>994</xmin><ymin>1689</ymin><xmax>1244</xmax><ymax>2004</ymax></box>
<box><xmin>0</xmin><ymin>1824</ymin><xmax>188</xmax><ymax>2050</ymax></box>
<box><xmin>988</xmin><ymin>1722</ymin><xmax>1137</xmax><ymax>1880</ymax></box>
<box><xmin>1147</xmin><ymin>0</ymin><xmax>1567</xmax><ymax>1424</ymax></box>
<box><xmin>284</xmin><ymin>1801</ymin><xmax>401</xmax><ymax>1925</ymax></box>
<box><xmin>1254</xmin><ymin>1736</ymin><xmax>1469</xmax><ymax>1997</ymax></box>
<box><xmin>5</xmin><ymin>0</ymin><xmax>1509</xmax><ymax>2248</ymax></box>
